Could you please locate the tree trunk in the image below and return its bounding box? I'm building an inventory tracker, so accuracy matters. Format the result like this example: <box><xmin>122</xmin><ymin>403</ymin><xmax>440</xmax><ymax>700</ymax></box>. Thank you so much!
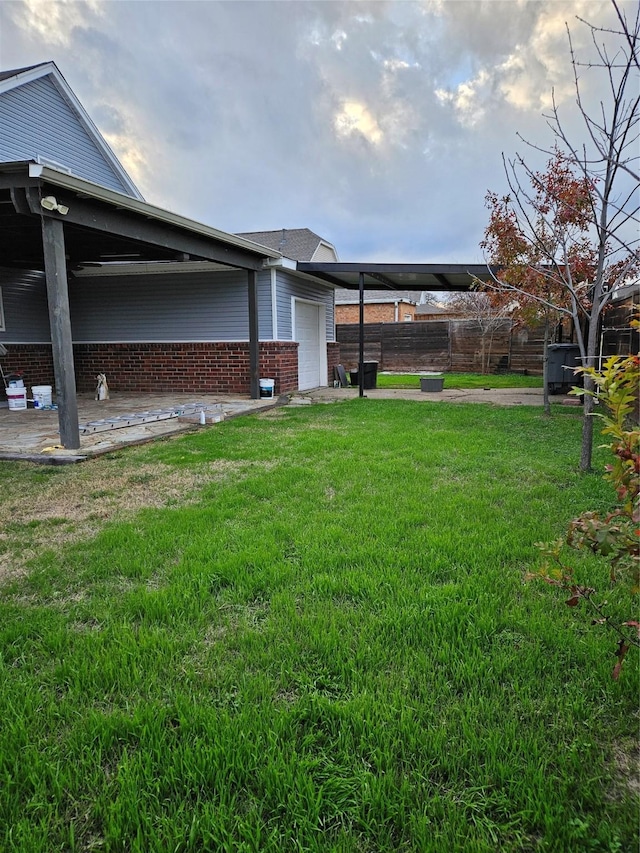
<box><xmin>580</xmin><ymin>374</ymin><xmax>595</xmax><ymax>472</ymax></box>
<box><xmin>579</xmin><ymin>311</ymin><xmax>601</xmax><ymax>472</ymax></box>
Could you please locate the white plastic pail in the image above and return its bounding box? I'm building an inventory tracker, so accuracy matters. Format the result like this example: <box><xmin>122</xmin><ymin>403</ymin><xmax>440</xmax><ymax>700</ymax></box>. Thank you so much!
<box><xmin>32</xmin><ymin>385</ymin><xmax>53</xmax><ymax>408</ymax></box>
<box><xmin>259</xmin><ymin>378</ymin><xmax>275</xmax><ymax>398</ymax></box>
<box><xmin>7</xmin><ymin>386</ymin><xmax>27</xmax><ymax>410</ymax></box>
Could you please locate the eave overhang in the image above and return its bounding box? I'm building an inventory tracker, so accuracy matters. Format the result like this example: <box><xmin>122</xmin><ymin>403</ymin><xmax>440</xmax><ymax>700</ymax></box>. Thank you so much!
<box><xmin>0</xmin><ymin>162</ymin><xmax>281</xmax><ymax>271</ymax></box>
<box><xmin>297</xmin><ymin>262</ymin><xmax>496</xmax><ymax>291</ymax></box>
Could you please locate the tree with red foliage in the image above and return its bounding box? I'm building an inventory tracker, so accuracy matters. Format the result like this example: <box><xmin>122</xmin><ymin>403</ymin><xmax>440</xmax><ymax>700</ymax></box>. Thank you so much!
<box><xmin>479</xmin><ymin>1</ymin><xmax>639</xmax><ymax>469</ymax></box>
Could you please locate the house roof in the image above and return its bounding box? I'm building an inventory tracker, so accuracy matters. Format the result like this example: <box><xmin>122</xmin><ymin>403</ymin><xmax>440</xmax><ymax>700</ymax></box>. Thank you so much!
<box><xmin>334</xmin><ymin>288</ymin><xmax>439</xmax><ymax>305</ymax></box>
<box><xmin>0</xmin><ymin>64</ymin><xmax>43</xmax><ymax>83</ymax></box>
<box><xmin>236</xmin><ymin>228</ymin><xmax>338</xmax><ymax>262</ymax></box>
<box><xmin>415</xmin><ymin>304</ymin><xmax>458</xmax><ymax>315</ymax></box>
<box><xmin>0</xmin><ymin>61</ymin><xmax>143</xmax><ymax>200</ymax></box>
<box><xmin>335</xmin><ymin>291</ymin><xmax>417</xmax><ymax>305</ymax></box>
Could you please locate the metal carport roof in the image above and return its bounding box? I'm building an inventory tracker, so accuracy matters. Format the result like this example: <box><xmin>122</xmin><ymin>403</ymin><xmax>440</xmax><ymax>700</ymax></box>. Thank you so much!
<box><xmin>297</xmin><ymin>262</ymin><xmax>495</xmax><ymax>397</ymax></box>
<box><xmin>296</xmin><ymin>262</ymin><xmax>494</xmax><ymax>291</ymax></box>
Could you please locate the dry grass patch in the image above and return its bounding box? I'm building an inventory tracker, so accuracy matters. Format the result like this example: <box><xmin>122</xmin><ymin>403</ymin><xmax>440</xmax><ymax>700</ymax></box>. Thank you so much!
<box><xmin>0</xmin><ymin>457</ymin><xmax>275</xmax><ymax>582</ymax></box>
<box><xmin>612</xmin><ymin>738</ymin><xmax>640</xmax><ymax>799</ymax></box>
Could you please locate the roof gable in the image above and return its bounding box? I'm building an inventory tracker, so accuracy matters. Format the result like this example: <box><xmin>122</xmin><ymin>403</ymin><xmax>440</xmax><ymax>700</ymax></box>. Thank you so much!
<box><xmin>236</xmin><ymin>228</ymin><xmax>338</xmax><ymax>262</ymax></box>
<box><xmin>0</xmin><ymin>62</ymin><xmax>143</xmax><ymax>199</ymax></box>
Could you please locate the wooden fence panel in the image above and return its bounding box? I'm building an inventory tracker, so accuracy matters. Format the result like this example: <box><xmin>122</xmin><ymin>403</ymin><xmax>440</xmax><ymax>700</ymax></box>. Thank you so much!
<box><xmin>380</xmin><ymin>321</ymin><xmax>449</xmax><ymax>371</ymax></box>
<box><xmin>336</xmin><ymin>319</ymin><xmax>547</xmax><ymax>374</ymax></box>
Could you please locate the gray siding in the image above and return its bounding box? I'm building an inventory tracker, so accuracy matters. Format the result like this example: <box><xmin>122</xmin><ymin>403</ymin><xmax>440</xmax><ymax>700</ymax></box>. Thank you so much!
<box><xmin>0</xmin><ymin>76</ymin><xmax>132</xmax><ymax>195</ymax></box>
<box><xmin>0</xmin><ymin>268</ymin><xmax>50</xmax><ymax>342</ymax></box>
<box><xmin>0</xmin><ymin>265</ymin><xmax>324</xmax><ymax>346</ymax></box>
<box><xmin>70</xmin><ymin>269</ymin><xmax>273</xmax><ymax>341</ymax></box>
<box><xmin>276</xmin><ymin>270</ymin><xmax>334</xmax><ymax>341</ymax></box>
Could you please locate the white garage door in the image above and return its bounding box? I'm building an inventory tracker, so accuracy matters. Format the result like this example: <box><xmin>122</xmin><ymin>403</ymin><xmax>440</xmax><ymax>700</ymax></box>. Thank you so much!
<box><xmin>295</xmin><ymin>300</ymin><xmax>324</xmax><ymax>390</ymax></box>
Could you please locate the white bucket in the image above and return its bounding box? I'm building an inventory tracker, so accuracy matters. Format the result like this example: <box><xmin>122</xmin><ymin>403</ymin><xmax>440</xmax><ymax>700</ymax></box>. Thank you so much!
<box><xmin>7</xmin><ymin>386</ymin><xmax>27</xmax><ymax>411</ymax></box>
<box><xmin>259</xmin><ymin>378</ymin><xmax>275</xmax><ymax>398</ymax></box>
<box><xmin>32</xmin><ymin>385</ymin><xmax>53</xmax><ymax>409</ymax></box>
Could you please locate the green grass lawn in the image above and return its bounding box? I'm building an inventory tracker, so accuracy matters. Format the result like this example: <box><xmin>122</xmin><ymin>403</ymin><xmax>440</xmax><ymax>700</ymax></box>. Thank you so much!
<box><xmin>0</xmin><ymin>400</ymin><xmax>637</xmax><ymax>852</ymax></box>
<box><xmin>377</xmin><ymin>371</ymin><xmax>543</xmax><ymax>389</ymax></box>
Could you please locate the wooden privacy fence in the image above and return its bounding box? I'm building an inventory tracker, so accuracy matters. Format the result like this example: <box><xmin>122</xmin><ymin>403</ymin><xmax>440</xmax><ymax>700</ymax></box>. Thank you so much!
<box><xmin>336</xmin><ymin>319</ymin><xmax>547</xmax><ymax>374</ymax></box>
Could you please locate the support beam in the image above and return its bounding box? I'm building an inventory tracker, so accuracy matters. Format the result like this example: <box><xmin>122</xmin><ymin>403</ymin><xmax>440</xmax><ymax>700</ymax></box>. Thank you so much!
<box><xmin>358</xmin><ymin>271</ymin><xmax>365</xmax><ymax>399</ymax></box>
<box><xmin>433</xmin><ymin>273</ymin><xmax>451</xmax><ymax>288</ymax></box>
<box><xmin>248</xmin><ymin>270</ymin><xmax>260</xmax><ymax>399</ymax></box>
<box><xmin>41</xmin><ymin>216</ymin><xmax>80</xmax><ymax>449</ymax></box>
<box><xmin>367</xmin><ymin>271</ymin><xmax>397</xmax><ymax>289</ymax></box>
<box><xmin>26</xmin><ymin>187</ymin><xmax>265</xmax><ymax>271</ymax></box>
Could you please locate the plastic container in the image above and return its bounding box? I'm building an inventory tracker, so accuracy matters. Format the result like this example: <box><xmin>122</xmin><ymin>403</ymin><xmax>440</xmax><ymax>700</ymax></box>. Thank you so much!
<box><xmin>6</xmin><ymin>386</ymin><xmax>27</xmax><ymax>410</ymax></box>
<box><xmin>420</xmin><ymin>376</ymin><xmax>444</xmax><ymax>392</ymax></box>
<box><xmin>32</xmin><ymin>385</ymin><xmax>53</xmax><ymax>408</ymax></box>
<box><xmin>259</xmin><ymin>378</ymin><xmax>275</xmax><ymax>398</ymax></box>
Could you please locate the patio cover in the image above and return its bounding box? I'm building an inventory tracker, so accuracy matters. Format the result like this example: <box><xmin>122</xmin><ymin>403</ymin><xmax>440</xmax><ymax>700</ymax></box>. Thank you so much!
<box><xmin>0</xmin><ymin>161</ymin><xmax>281</xmax><ymax>447</ymax></box>
<box><xmin>297</xmin><ymin>262</ymin><xmax>493</xmax><ymax>292</ymax></box>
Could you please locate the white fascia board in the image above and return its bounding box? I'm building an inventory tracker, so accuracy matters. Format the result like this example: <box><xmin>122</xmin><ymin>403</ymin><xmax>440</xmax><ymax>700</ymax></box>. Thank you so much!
<box><xmin>264</xmin><ymin>256</ymin><xmax>297</xmax><ymax>270</ymax></box>
<box><xmin>26</xmin><ymin>164</ymin><xmax>282</xmax><ymax>260</ymax></box>
<box><xmin>2</xmin><ymin>63</ymin><xmax>144</xmax><ymax>200</ymax></box>
<box><xmin>0</xmin><ymin>63</ymin><xmax>57</xmax><ymax>95</ymax></box>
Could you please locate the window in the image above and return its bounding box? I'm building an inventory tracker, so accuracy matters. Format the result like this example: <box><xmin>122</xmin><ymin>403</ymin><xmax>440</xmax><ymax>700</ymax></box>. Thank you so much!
<box><xmin>0</xmin><ymin>287</ymin><xmax>5</xmax><ymax>331</ymax></box>
<box><xmin>403</xmin><ymin>313</ymin><xmax>412</xmax><ymax>322</ymax></box>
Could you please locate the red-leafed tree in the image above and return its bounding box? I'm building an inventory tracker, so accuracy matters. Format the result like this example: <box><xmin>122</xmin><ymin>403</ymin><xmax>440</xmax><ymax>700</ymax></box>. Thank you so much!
<box><xmin>479</xmin><ymin>0</ymin><xmax>639</xmax><ymax>470</ymax></box>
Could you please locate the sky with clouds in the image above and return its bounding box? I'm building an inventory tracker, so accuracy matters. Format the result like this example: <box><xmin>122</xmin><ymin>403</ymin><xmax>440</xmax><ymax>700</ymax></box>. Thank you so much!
<box><xmin>0</xmin><ymin>0</ymin><xmax>633</xmax><ymax>262</ymax></box>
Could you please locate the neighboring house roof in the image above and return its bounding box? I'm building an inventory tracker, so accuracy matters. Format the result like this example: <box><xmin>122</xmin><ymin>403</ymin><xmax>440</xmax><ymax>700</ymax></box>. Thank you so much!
<box><xmin>236</xmin><ymin>228</ymin><xmax>339</xmax><ymax>262</ymax></box>
<box><xmin>0</xmin><ymin>61</ymin><xmax>143</xmax><ymax>200</ymax></box>
<box><xmin>335</xmin><ymin>288</ymin><xmax>432</xmax><ymax>305</ymax></box>
<box><xmin>415</xmin><ymin>304</ymin><xmax>460</xmax><ymax>316</ymax></box>
<box><xmin>611</xmin><ymin>281</ymin><xmax>640</xmax><ymax>303</ymax></box>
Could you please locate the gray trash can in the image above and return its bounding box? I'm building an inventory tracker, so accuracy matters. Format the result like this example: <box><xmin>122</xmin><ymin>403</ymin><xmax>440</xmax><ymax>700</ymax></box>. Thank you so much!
<box><xmin>350</xmin><ymin>362</ymin><xmax>379</xmax><ymax>389</ymax></box>
<box><xmin>547</xmin><ymin>344</ymin><xmax>582</xmax><ymax>394</ymax></box>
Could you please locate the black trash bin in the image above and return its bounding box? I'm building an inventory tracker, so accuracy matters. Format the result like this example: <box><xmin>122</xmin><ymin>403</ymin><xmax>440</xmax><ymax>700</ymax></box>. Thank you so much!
<box><xmin>350</xmin><ymin>362</ymin><xmax>378</xmax><ymax>389</ymax></box>
<box><xmin>547</xmin><ymin>344</ymin><xmax>582</xmax><ymax>394</ymax></box>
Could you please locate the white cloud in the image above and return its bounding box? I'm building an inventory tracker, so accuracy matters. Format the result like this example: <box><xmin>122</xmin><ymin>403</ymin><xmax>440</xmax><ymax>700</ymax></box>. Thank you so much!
<box><xmin>0</xmin><ymin>0</ymin><xmax>630</xmax><ymax>262</ymax></box>
<box><xmin>334</xmin><ymin>100</ymin><xmax>383</xmax><ymax>145</ymax></box>
<box><xmin>9</xmin><ymin>0</ymin><xmax>103</xmax><ymax>47</ymax></box>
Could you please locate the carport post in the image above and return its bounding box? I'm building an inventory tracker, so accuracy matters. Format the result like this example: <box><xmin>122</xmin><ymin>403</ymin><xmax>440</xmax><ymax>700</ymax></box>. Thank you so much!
<box><xmin>41</xmin><ymin>216</ymin><xmax>81</xmax><ymax>449</ymax></box>
<box><xmin>358</xmin><ymin>271</ymin><xmax>365</xmax><ymax>398</ymax></box>
<box><xmin>248</xmin><ymin>269</ymin><xmax>260</xmax><ymax>399</ymax></box>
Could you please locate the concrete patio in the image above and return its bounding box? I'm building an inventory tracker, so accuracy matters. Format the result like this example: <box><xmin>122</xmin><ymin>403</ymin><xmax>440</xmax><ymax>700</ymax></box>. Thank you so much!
<box><xmin>0</xmin><ymin>391</ymin><xmax>281</xmax><ymax>461</ymax></box>
<box><xmin>0</xmin><ymin>383</ymin><xmax>566</xmax><ymax>463</ymax></box>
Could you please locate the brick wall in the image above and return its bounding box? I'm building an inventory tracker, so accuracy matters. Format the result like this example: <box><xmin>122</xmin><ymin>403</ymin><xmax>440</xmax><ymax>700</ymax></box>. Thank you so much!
<box><xmin>2</xmin><ymin>341</ymin><xmax>303</xmax><ymax>397</ymax></box>
<box><xmin>336</xmin><ymin>302</ymin><xmax>416</xmax><ymax>324</ymax></box>
<box><xmin>0</xmin><ymin>345</ymin><xmax>55</xmax><ymax>389</ymax></box>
